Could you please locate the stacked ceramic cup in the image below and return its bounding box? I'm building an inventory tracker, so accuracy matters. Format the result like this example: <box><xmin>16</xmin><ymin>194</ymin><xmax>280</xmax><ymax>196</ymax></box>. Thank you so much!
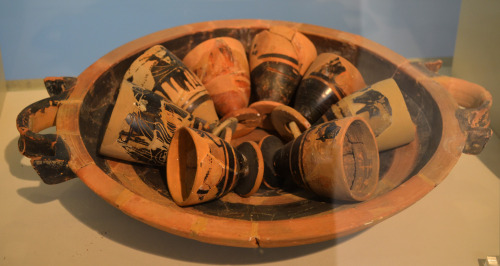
<box><xmin>99</xmin><ymin>26</ymin><xmax>416</xmax><ymax>206</ymax></box>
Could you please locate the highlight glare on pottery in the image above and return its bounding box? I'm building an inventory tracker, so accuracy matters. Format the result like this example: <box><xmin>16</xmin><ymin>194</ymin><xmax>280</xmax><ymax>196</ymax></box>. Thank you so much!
<box><xmin>294</xmin><ymin>53</ymin><xmax>366</xmax><ymax>123</ymax></box>
<box><xmin>122</xmin><ymin>45</ymin><xmax>219</xmax><ymax>126</ymax></box>
<box><xmin>183</xmin><ymin>37</ymin><xmax>251</xmax><ymax>117</ymax></box>
<box><xmin>166</xmin><ymin>127</ymin><xmax>264</xmax><ymax>206</ymax></box>
<box><xmin>249</xmin><ymin>26</ymin><xmax>317</xmax><ymax>104</ymax></box>
<box><xmin>260</xmin><ymin>117</ymin><xmax>380</xmax><ymax>201</ymax></box>
<box><xmin>100</xmin><ymin>81</ymin><xmax>211</xmax><ymax>166</ymax></box>
<box><xmin>316</xmin><ymin>78</ymin><xmax>415</xmax><ymax>151</ymax></box>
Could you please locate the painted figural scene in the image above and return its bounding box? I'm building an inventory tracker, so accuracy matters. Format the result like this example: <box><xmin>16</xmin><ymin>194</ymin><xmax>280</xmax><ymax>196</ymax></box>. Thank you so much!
<box><xmin>16</xmin><ymin>20</ymin><xmax>492</xmax><ymax>248</ymax></box>
<box><xmin>101</xmin><ymin>25</ymin><xmax>415</xmax><ymax>206</ymax></box>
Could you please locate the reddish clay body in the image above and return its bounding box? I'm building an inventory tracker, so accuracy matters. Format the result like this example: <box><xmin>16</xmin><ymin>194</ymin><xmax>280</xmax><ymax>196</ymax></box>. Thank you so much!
<box><xmin>16</xmin><ymin>20</ymin><xmax>492</xmax><ymax>248</ymax></box>
<box><xmin>166</xmin><ymin>127</ymin><xmax>263</xmax><ymax>206</ymax></box>
<box><xmin>266</xmin><ymin>117</ymin><xmax>379</xmax><ymax>201</ymax></box>
<box><xmin>249</xmin><ymin>26</ymin><xmax>317</xmax><ymax>104</ymax></box>
<box><xmin>123</xmin><ymin>45</ymin><xmax>220</xmax><ymax>127</ymax></box>
<box><xmin>183</xmin><ymin>37</ymin><xmax>251</xmax><ymax>117</ymax></box>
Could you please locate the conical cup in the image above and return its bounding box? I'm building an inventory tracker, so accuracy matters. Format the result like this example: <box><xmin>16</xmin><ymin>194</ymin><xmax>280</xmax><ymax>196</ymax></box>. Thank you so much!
<box><xmin>166</xmin><ymin>127</ymin><xmax>263</xmax><ymax>206</ymax></box>
<box><xmin>316</xmin><ymin>78</ymin><xmax>416</xmax><ymax>151</ymax></box>
<box><xmin>293</xmin><ymin>53</ymin><xmax>366</xmax><ymax>123</ymax></box>
<box><xmin>273</xmin><ymin>117</ymin><xmax>379</xmax><ymax>201</ymax></box>
<box><xmin>99</xmin><ymin>81</ymin><xmax>210</xmax><ymax>165</ymax></box>
<box><xmin>249</xmin><ymin>26</ymin><xmax>317</xmax><ymax>104</ymax></box>
<box><xmin>122</xmin><ymin>45</ymin><xmax>219</xmax><ymax>127</ymax></box>
<box><xmin>183</xmin><ymin>37</ymin><xmax>251</xmax><ymax>118</ymax></box>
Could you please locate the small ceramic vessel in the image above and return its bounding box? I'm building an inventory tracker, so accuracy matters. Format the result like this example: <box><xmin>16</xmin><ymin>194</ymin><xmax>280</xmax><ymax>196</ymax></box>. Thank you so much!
<box><xmin>259</xmin><ymin>117</ymin><xmax>379</xmax><ymax>201</ymax></box>
<box><xmin>183</xmin><ymin>37</ymin><xmax>252</xmax><ymax>117</ymax></box>
<box><xmin>122</xmin><ymin>45</ymin><xmax>219</xmax><ymax>126</ymax></box>
<box><xmin>248</xmin><ymin>100</ymin><xmax>283</xmax><ymax>131</ymax></box>
<box><xmin>100</xmin><ymin>81</ymin><xmax>215</xmax><ymax>165</ymax></box>
<box><xmin>249</xmin><ymin>26</ymin><xmax>317</xmax><ymax>104</ymax></box>
<box><xmin>183</xmin><ymin>37</ymin><xmax>261</xmax><ymax>138</ymax></box>
<box><xmin>316</xmin><ymin>78</ymin><xmax>416</xmax><ymax>151</ymax></box>
<box><xmin>166</xmin><ymin>127</ymin><xmax>264</xmax><ymax>206</ymax></box>
<box><xmin>270</xmin><ymin>105</ymin><xmax>311</xmax><ymax>141</ymax></box>
<box><xmin>293</xmin><ymin>53</ymin><xmax>366</xmax><ymax>123</ymax></box>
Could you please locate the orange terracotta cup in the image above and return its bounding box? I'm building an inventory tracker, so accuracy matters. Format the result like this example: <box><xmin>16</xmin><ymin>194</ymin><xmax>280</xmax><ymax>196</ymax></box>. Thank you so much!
<box><xmin>247</xmin><ymin>100</ymin><xmax>283</xmax><ymax>131</ymax></box>
<box><xmin>260</xmin><ymin>117</ymin><xmax>379</xmax><ymax>201</ymax></box>
<box><xmin>166</xmin><ymin>127</ymin><xmax>264</xmax><ymax>206</ymax></box>
<box><xmin>249</xmin><ymin>26</ymin><xmax>317</xmax><ymax>105</ymax></box>
<box><xmin>122</xmin><ymin>45</ymin><xmax>219</xmax><ymax>127</ymax></box>
<box><xmin>183</xmin><ymin>37</ymin><xmax>261</xmax><ymax>138</ymax></box>
<box><xmin>293</xmin><ymin>53</ymin><xmax>366</xmax><ymax>123</ymax></box>
<box><xmin>100</xmin><ymin>81</ymin><xmax>212</xmax><ymax>166</ymax></box>
<box><xmin>183</xmin><ymin>37</ymin><xmax>253</xmax><ymax>118</ymax></box>
<box><xmin>316</xmin><ymin>78</ymin><xmax>416</xmax><ymax>151</ymax></box>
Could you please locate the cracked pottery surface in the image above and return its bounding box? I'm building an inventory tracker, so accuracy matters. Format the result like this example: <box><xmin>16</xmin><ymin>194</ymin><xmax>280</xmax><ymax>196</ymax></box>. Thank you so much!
<box><xmin>16</xmin><ymin>19</ymin><xmax>492</xmax><ymax>248</ymax></box>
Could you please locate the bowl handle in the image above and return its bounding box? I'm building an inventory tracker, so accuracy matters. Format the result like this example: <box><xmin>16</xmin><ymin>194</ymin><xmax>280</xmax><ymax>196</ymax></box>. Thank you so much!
<box><xmin>16</xmin><ymin>77</ymin><xmax>78</xmax><ymax>184</ymax></box>
<box><xmin>432</xmin><ymin>76</ymin><xmax>493</xmax><ymax>155</ymax></box>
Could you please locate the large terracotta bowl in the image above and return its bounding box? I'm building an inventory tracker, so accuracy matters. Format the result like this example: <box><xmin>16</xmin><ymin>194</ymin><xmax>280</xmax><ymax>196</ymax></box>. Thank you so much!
<box><xmin>17</xmin><ymin>19</ymin><xmax>492</xmax><ymax>248</ymax></box>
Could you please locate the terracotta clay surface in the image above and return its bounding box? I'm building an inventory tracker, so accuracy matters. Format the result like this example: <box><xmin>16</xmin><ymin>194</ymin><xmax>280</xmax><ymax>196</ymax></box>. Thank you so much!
<box><xmin>248</xmin><ymin>100</ymin><xmax>283</xmax><ymax>131</ymax></box>
<box><xmin>100</xmin><ymin>81</ymin><xmax>210</xmax><ymax>165</ymax></box>
<box><xmin>249</xmin><ymin>26</ymin><xmax>317</xmax><ymax>104</ymax></box>
<box><xmin>123</xmin><ymin>45</ymin><xmax>220</xmax><ymax>127</ymax></box>
<box><xmin>271</xmin><ymin>117</ymin><xmax>379</xmax><ymax>201</ymax></box>
<box><xmin>220</xmin><ymin>108</ymin><xmax>262</xmax><ymax>139</ymax></box>
<box><xmin>183</xmin><ymin>37</ymin><xmax>251</xmax><ymax>118</ymax></box>
<box><xmin>294</xmin><ymin>53</ymin><xmax>366</xmax><ymax>123</ymax></box>
<box><xmin>16</xmin><ymin>20</ymin><xmax>492</xmax><ymax>248</ymax></box>
<box><xmin>166</xmin><ymin>127</ymin><xmax>263</xmax><ymax>206</ymax></box>
<box><xmin>270</xmin><ymin>105</ymin><xmax>311</xmax><ymax>141</ymax></box>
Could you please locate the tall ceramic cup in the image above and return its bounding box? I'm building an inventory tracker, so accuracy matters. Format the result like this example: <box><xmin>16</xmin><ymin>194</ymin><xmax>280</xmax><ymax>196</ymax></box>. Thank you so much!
<box><xmin>249</xmin><ymin>26</ymin><xmax>317</xmax><ymax>105</ymax></box>
<box><xmin>260</xmin><ymin>117</ymin><xmax>379</xmax><ymax>201</ymax></box>
<box><xmin>183</xmin><ymin>37</ymin><xmax>261</xmax><ymax>138</ymax></box>
<box><xmin>316</xmin><ymin>78</ymin><xmax>416</xmax><ymax>151</ymax></box>
<box><xmin>167</xmin><ymin>127</ymin><xmax>264</xmax><ymax>206</ymax></box>
<box><xmin>293</xmin><ymin>53</ymin><xmax>366</xmax><ymax>123</ymax></box>
<box><xmin>100</xmin><ymin>81</ymin><xmax>211</xmax><ymax>166</ymax></box>
<box><xmin>122</xmin><ymin>45</ymin><xmax>219</xmax><ymax>127</ymax></box>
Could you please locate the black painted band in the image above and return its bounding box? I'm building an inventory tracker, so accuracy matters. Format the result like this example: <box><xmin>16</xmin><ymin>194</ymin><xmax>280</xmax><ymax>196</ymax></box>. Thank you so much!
<box><xmin>185</xmin><ymin>93</ymin><xmax>211</xmax><ymax>113</ymax></box>
<box><xmin>257</xmin><ymin>53</ymin><xmax>299</xmax><ymax>65</ymax></box>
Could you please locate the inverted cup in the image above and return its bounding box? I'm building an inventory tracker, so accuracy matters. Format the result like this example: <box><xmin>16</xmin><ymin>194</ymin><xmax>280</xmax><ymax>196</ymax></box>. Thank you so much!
<box><xmin>166</xmin><ymin>127</ymin><xmax>264</xmax><ymax>206</ymax></box>
<box><xmin>264</xmin><ymin>117</ymin><xmax>380</xmax><ymax>201</ymax></box>
<box><xmin>317</xmin><ymin>78</ymin><xmax>416</xmax><ymax>151</ymax></box>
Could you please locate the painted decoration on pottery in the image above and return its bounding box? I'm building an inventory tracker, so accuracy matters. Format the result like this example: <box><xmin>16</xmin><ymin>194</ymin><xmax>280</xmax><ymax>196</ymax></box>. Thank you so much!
<box><xmin>166</xmin><ymin>127</ymin><xmax>264</xmax><ymax>206</ymax></box>
<box><xmin>249</xmin><ymin>26</ymin><xmax>317</xmax><ymax>104</ymax></box>
<box><xmin>260</xmin><ymin>117</ymin><xmax>379</xmax><ymax>201</ymax></box>
<box><xmin>183</xmin><ymin>37</ymin><xmax>252</xmax><ymax>118</ymax></box>
<box><xmin>316</xmin><ymin>78</ymin><xmax>416</xmax><ymax>151</ymax></box>
<box><xmin>122</xmin><ymin>45</ymin><xmax>219</xmax><ymax>127</ymax></box>
<box><xmin>183</xmin><ymin>37</ymin><xmax>261</xmax><ymax>138</ymax></box>
<box><xmin>100</xmin><ymin>81</ymin><xmax>210</xmax><ymax>165</ymax></box>
<box><xmin>293</xmin><ymin>53</ymin><xmax>366</xmax><ymax>123</ymax></box>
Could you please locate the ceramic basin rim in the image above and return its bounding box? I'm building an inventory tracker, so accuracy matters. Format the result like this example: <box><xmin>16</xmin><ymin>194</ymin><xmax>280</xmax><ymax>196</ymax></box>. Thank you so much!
<box><xmin>54</xmin><ymin>19</ymin><xmax>466</xmax><ymax>248</ymax></box>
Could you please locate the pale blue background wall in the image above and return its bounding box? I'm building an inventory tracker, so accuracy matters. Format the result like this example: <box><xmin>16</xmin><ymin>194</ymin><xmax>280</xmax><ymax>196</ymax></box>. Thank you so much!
<box><xmin>0</xmin><ymin>0</ymin><xmax>461</xmax><ymax>80</ymax></box>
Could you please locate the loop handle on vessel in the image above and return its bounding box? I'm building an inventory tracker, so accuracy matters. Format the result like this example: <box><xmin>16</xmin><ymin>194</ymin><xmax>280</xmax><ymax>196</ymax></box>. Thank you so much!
<box><xmin>16</xmin><ymin>77</ymin><xmax>78</xmax><ymax>184</ymax></box>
